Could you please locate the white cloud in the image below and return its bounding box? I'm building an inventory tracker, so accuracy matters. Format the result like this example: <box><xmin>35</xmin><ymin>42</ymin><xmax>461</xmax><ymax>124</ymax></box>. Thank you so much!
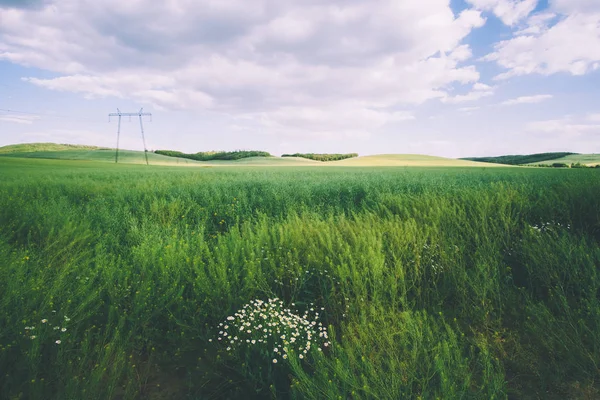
<box><xmin>0</xmin><ymin>0</ymin><xmax>48</xmax><ymax>10</ymax></box>
<box><xmin>483</xmin><ymin>3</ymin><xmax>600</xmax><ymax>79</ymax></box>
<box><xmin>515</xmin><ymin>13</ymin><xmax>557</xmax><ymax>35</ymax></box>
<box><xmin>458</xmin><ymin>106</ymin><xmax>481</xmax><ymax>112</ymax></box>
<box><xmin>237</xmin><ymin>104</ymin><xmax>415</xmax><ymax>139</ymax></box>
<box><xmin>551</xmin><ymin>0</ymin><xmax>600</xmax><ymax>14</ymax></box>
<box><xmin>442</xmin><ymin>82</ymin><xmax>495</xmax><ymax>104</ymax></box>
<box><xmin>527</xmin><ymin>117</ymin><xmax>600</xmax><ymax>136</ymax></box>
<box><xmin>587</xmin><ymin>113</ymin><xmax>600</xmax><ymax>122</ymax></box>
<box><xmin>0</xmin><ymin>0</ymin><xmax>486</xmax><ymax>138</ymax></box>
<box><xmin>466</xmin><ymin>0</ymin><xmax>538</xmax><ymax>26</ymax></box>
<box><xmin>501</xmin><ymin>94</ymin><xmax>553</xmax><ymax>105</ymax></box>
<box><xmin>0</xmin><ymin>113</ymin><xmax>39</xmax><ymax>124</ymax></box>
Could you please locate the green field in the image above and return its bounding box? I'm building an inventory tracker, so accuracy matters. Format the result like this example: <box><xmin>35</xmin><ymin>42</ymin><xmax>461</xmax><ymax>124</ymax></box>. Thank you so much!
<box><xmin>463</xmin><ymin>152</ymin><xmax>600</xmax><ymax>167</ymax></box>
<box><xmin>1</xmin><ymin>157</ymin><xmax>599</xmax><ymax>399</ymax></box>
<box><xmin>527</xmin><ymin>154</ymin><xmax>600</xmax><ymax>166</ymax></box>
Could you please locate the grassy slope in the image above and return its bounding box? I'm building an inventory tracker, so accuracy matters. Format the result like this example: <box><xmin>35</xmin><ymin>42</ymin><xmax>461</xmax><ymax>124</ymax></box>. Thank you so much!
<box><xmin>1</xmin><ymin>158</ymin><xmax>599</xmax><ymax>399</ymax></box>
<box><xmin>203</xmin><ymin>156</ymin><xmax>322</xmax><ymax>166</ymax></box>
<box><xmin>0</xmin><ymin>148</ymin><xmax>207</xmax><ymax>165</ymax></box>
<box><xmin>333</xmin><ymin>154</ymin><xmax>504</xmax><ymax>167</ymax></box>
<box><xmin>527</xmin><ymin>154</ymin><xmax>600</xmax><ymax>166</ymax></box>
<box><xmin>0</xmin><ymin>143</ymin><xmax>107</xmax><ymax>153</ymax></box>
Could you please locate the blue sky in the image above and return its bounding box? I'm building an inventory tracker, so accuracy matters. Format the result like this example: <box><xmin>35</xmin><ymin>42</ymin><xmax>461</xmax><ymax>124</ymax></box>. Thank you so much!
<box><xmin>1</xmin><ymin>0</ymin><xmax>599</xmax><ymax>157</ymax></box>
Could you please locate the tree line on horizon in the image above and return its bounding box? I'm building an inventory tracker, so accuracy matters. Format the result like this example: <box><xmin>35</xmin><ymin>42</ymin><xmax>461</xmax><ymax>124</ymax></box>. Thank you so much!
<box><xmin>154</xmin><ymin>150</ymin><xmax>271</xmax><ymax>161</ymax></box>
<box><xmin>282</xmin><ymin>153</ymin><xmax>358</xmax><ymax>162</ymax></box>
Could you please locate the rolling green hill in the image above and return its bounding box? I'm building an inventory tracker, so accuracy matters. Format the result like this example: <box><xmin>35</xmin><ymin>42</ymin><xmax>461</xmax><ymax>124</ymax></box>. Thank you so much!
<box><xmin>527</xmin><ymin>154</ymin><xmax>600</xmax><ymax>166</ymax></box>
<box><xmin>0</xmin><ymin>143</ymin><xmax>505</xmax><ymax>167</ymax></box>
<box><xmin>0</xmin><ymin>148</ymin><xmax>205</xmax><ymax>165</ymax></box>
<box><xmin>462</xmin><ymin>152</ymin><xmax>577</xmax><ymax>165</ymax></box>
<box><xmin>333</xmin><ymin>154</ymin><xmax>504</xmax><ymax>167</ymax></box>
<box><xmin>0</xmin><ymin>142</ymin><xmax>108</xmax><ymax>154</ymax></box>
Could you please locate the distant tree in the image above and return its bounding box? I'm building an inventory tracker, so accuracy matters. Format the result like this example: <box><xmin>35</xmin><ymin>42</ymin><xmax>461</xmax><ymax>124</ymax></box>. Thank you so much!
<box><xmin>571</xmin><ymin>162</ymin><xmax>587</xmax><ymax>169</ymax></box>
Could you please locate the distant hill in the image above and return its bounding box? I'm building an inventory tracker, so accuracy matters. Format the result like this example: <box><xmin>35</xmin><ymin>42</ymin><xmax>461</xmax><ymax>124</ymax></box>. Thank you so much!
<box><xmin>332</xmin><ymin>154</ymin><xmax>505</xmax><ymax>167</ymax></box>
<box><xmin>0</xmin><ymin>143</ymin><xmax>508</xmax><ymax>167</ymax></box>
<box><xmin>0</xmin><ymin>143</ymin><xmax>201</xmax><ymax>165</ymax></box>
<box><xmin>462</xmin><ymin>152</ymin><xmax>578</xmax><ymax>165</ymax></box>
<box><xmin>527</xmin><ymin>154</ymin><xmax>600</xmax><ymax>167</ymax></box>
<box><xmin>0</xmin><ymin>143</ymin><xmax>108</xmax><ymax>154</ymax></box>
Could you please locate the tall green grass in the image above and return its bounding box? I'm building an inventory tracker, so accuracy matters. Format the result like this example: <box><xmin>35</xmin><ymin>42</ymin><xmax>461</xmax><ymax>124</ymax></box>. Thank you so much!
<box><xmin>0</xmin><ymin>158</ymin><xmax>599</xmax><ymax>399</ymax></box>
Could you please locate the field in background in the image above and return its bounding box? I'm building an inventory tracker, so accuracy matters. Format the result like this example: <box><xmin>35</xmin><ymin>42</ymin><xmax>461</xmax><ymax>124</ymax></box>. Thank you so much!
<box><xmin>464</xmin><ymin>152</ymin><xmax>600</xmax><ymax>167</ymax></box>
<box><xmin>0</xmin><ymin>143</ymin><xmax>503</xmax><ymax>167</ymax></box>
<box><xmin>0</xmin><ymin>143</ymin><xmax>108</xmax><ymax>153</ymax></box>
<box><xmin>332</xmin><ymin>154</ymin><xmax>504</xmax><ymax>167</ymax></box>
<box><xmin>527</xmin><ymin>154</ymin><xmax>600</xmax><ymax>166</ymax></box>
<box><xmin>1</xmin><ymin>157</ymin><xmax>599</xmax><ymax>399</ymax></box>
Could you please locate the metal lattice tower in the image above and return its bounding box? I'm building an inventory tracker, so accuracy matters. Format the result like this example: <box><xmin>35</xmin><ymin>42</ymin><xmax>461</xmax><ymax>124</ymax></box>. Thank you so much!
<box><xmin>108</xmin><ymin>108</ymin><xmax>152</xmax><ymax>165</ymax></box>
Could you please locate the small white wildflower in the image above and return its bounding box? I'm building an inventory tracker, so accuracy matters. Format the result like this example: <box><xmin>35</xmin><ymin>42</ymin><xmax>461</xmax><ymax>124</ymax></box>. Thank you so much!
<box><xmin>61</xmin><ymin>327</ymin><xmax>67</xmax><ymax>332</ymax></box>
<box><xmin>299</xmin><ymin>354</ymin><xmax>304</xmax><ymax>359</ymax></box>
<box><xmin>41</xmin><ymin>319</ymin><xmax>48</xmax><ymax>324</ymax></box>
<box><xmin>251</xmin><ymin>340</ymin><xmax>256</xmax><ymax>344</ymax></box>
<box><xmin>55</xmin><ymin>340</ymin><xmax>61</xmax><ymax>344</ymax></box>
<box><xmin>30</xmin><ymin>335</ymin><xmax>36</xmax><ymax>339</ymax></box>
<box><xmin>272</xmin><ymin>359</ymin><xmax>278</xmax><ymax>364</ymax></box>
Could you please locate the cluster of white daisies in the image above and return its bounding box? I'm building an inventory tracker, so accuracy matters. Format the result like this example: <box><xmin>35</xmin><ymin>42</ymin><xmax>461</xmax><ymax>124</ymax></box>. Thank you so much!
<box><xmin>24</xmin><ymin>313</ymin><xmax>70</xmax><ymax>344</ymax></box>
<box><xmin>211</xmin><ymin>298</ymin><xmax>331</xmax><ymax>364</ymax></box>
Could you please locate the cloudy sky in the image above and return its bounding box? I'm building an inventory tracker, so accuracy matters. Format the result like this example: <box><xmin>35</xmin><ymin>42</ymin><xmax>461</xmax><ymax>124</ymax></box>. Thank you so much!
<box><xmin>0</xmin><ymin>0</ymin><xmax>599</xmax><ymax>157</ymax></box>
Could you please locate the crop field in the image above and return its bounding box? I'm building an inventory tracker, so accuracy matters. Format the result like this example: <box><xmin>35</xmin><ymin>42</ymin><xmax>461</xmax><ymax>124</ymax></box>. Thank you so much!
<box><xmin>0</xmin><ymin>157</ymin><xmax>599</xmax><ymax>399</ymax></box>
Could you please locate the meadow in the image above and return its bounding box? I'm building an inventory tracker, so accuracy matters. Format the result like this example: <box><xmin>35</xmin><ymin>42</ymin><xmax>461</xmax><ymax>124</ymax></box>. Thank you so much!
<box><xmin>0</xmin><ymin>157</ymin><xmax>599</xmax><ymax>399</ymax></box>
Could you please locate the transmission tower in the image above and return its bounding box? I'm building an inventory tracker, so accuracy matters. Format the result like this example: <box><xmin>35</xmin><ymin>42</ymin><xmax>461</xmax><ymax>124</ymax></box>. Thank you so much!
<box><xmin>108</xmin><ymin>108</ymin><xmax>152</xmax><ymax>165</ymax></box>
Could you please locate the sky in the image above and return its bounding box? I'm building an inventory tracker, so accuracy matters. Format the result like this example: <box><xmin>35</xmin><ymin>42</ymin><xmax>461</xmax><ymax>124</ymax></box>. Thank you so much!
<box><xmin>0</xmin><ymin>0</ymin><xmax>599</xmax><ymax>158</ymax></box>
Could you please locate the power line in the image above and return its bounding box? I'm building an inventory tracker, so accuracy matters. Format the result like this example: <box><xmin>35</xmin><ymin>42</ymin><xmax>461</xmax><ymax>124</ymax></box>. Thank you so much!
<box><xmin>0</xmin><ymin>108</ymin><xmax>40</xmax><ymax>116</ymax></box>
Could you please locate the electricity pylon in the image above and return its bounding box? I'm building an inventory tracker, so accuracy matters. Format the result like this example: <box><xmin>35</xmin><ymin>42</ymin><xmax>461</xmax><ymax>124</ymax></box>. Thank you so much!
<box><xmin>108</xmin><ymin>108</ymin><xmax>152</xmax><ymax>165</ymax></box>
